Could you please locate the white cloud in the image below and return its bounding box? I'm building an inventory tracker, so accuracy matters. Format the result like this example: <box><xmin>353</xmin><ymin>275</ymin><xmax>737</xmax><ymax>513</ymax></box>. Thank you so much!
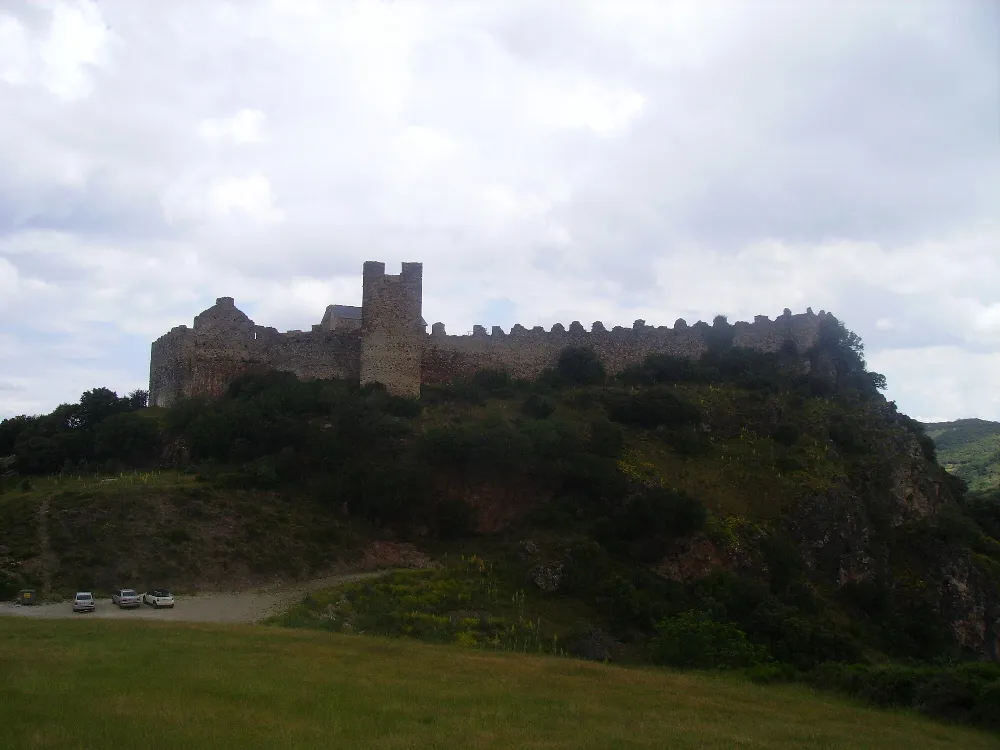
<box><xmin>199</xmin><ymin>109</ymin><xmax>266</xmax><ymax>145</ymax></box>
<box><xmin>870</xmin><ymin>347</ymin><xmax>1000</xmax><ymax>422</ymax></box>
<box><xmin>0</xmin><ymin>0</ymin><xmax>997</xmax><ymax>422</ymax></box>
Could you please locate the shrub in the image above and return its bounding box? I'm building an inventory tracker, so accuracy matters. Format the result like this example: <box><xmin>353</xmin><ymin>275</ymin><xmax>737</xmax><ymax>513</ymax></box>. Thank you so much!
<box><xmin>661</xmin><ymin>426</ymin><xmax>709</xmax><ymax>456</ymax></box>
<box><xmin>653</xmin><ymin>610</ymin><xmax>770</xmax><ymax>669</ymax></box>
<box><xmin>605</xmin><ymin>387</ymin><xmax>701</xmax><ymax>430</ymax></box>
<box><xmin>771</xmin><ymin>422</ymin><xmax>800</xmax><ymax>447</ymax></box>
<box><xmin>618</xmin><ymin>354</ymin><xmax>704</xmax><ymax>386</ymax></box>
<box><xmin>472</xmin><ymin>369</ymin><xmax>514</xmax><ymax>393</ymax></box>
<box><xmin>521</xmin><ymin>394</ymin><xmax>555</xmax><ymax>420</ymax></box>
<box><xmin>556</xmin><ymin>347</ymin><xmax>606</xmax><ymax>386</ymax></box>
<box><xmin>588</xmin><ymin>419</ymin><xmax>623</xmax><ymax>458</ymax></box>
<box><xmin>599</xmin><ymin>488</ymin><xmax>707</xmax><ymax>562</ymax></box>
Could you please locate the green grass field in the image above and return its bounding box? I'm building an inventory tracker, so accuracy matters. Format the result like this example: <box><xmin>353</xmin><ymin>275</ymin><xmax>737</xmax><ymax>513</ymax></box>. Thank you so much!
<box><xmin>0</xmin><ymin>619</ymin><xmax>993</xmax><ymax>749</ymax></box>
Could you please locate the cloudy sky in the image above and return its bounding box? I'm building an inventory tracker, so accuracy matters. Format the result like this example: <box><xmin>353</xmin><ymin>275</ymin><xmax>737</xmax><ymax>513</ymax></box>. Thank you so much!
<box><xmin>0</xmin><ymin>0</ymin><xmax>997</xmax><ymax>422</ymax></box>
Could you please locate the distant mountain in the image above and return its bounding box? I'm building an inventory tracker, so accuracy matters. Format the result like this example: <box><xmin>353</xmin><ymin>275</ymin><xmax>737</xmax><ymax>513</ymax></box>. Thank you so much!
<box><xmin>923</xmin><ymin>418</ymin><xmax>1000</xmax><ymax>493</ymax></box>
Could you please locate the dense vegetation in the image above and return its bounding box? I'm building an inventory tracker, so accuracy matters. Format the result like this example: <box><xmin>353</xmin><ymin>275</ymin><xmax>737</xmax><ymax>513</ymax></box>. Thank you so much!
<box><xmin>2</xmin><ymin>315</ymin><xmax>1000</xmax><ymax>730</ymax></box>
<box><xmin>924</xmin><ymin>418</ymin><xmax>1000</xmax><ymax>493</ymax></box>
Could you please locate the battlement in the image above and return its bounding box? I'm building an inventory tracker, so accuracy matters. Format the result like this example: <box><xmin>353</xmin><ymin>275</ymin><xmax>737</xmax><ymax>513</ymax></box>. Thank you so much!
<box><xmin>149</xmin><ymin>261</ymin><xmax>836</xmax><ymax>406</ymax></box>
<box><xmin>425</xmin><ymin>309</ymin><xmax>830</xmax><ymax>346</ymax></box>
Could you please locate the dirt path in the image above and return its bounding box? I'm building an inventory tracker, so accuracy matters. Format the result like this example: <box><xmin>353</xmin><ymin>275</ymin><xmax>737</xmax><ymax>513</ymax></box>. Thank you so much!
<box><xmin>0</xmin><ymin>571</ymin><xmax>388</xmax><ymax>624</ymax></box>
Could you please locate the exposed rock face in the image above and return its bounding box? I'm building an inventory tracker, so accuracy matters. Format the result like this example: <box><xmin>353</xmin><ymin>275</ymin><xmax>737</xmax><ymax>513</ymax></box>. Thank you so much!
<box><xmin>652</xmin><ymin>403</ymin><xmax>1000</xmax><ymax>661</ymax></box>
<box><xmin>656</xmin><ymin>535</ymin><xmax>726</xmax><ymax>583</ymax></box>
<box><xmin>940</xmin><ymin>556</ymin><xmax>1000</xmax><ymax>660</ymax></box>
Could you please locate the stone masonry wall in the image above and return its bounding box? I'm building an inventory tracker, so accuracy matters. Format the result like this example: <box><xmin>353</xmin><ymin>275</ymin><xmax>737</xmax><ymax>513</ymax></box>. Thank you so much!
<box><xmin>149</xmin><ymin>298</ymin><xmax>360</xmax><ymax>407</ymax></box>
<box><xmin>150</xmin><ymin>261</ymin><xmax>834</xmax><ymax>406</ymax></box>
<box><xmin>359</xmin><ymin>261</ymin><xmax>424</xmax><ymax>398</ymax></box>
<box><xmin>422</xmin><ymin>310</ymin><xmax>831</xmax><ymax>385</ymax></box>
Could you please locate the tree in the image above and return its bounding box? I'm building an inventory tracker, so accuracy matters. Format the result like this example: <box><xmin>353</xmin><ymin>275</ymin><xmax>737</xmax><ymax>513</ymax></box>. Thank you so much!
<box><xmin>79</xmin><ymin>387</ymin><xmax>126</xmax><ymax>428</ymax></box>
<box><xmin>126</xmin><ymin>389</ymin><xmax>149</xmax><ymax>410</ymax></box>
<box><xmin>556</xmin><ymin>346</ymin><xmax>606</xmax><ymax>386</ymax></box>
<box><xmin>94</xmin><ymin>412</ymin><xmax>161</xmax><ymax>466</ymax></box>
<box><xmin>0</xmin><ymin>416</ymin><xmax>36</xmax><ymax>456</ymax></box>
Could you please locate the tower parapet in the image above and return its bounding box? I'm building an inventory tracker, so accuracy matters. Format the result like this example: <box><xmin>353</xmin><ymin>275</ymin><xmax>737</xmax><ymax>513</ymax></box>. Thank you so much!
<box><xmin>359</xmin><ymin>261</ymin><xmax>424</xmax><ymax>397</ymax></box>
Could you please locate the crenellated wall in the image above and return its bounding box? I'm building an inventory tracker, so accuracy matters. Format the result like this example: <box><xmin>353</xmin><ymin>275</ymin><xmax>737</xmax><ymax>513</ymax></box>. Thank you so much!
<box><xmin>149</xmin><ymin>263</ymin><xmax>835</xmax><ymax>406</ymax></box>
<box><xmin>421</xmin><ymin>309</ymin><xmax>831</xmax><ymax>385</ymax></box>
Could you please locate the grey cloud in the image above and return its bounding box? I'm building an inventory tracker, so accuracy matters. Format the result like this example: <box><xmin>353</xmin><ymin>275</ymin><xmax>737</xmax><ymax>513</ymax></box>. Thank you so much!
<box><xmin>0</xmin><ymin>0</ymin><xmax>998</xmax><ymax>421</ymax></box>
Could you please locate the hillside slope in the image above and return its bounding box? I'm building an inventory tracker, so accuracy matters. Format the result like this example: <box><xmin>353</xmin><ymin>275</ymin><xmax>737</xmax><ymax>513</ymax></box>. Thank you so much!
<box><xmin>2</xmin><ymin>315</ymin><xmax>1000</xmax><ymax>723</ymax></box>
<box><xmin>924</xmin><ymin>418</ymin><xmax>1000</xmax><ymax>492</ymax></box>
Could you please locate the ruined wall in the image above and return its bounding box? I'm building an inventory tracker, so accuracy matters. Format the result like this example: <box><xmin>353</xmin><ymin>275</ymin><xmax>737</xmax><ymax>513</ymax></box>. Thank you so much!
<box><xmin>150</xmin><ymin>261</ymin><xmax>835</xmax><ymax>407</ymax></box>
<box><xmin>422</xmin><ymin>310</ymin><xmax>831</xmax><ymax>385</ymax></box>
<box><xmin>359</xmin><ymin>261</ymin><xmax>424</xmax><ymax>398</ymax></box>
<box><xmin>149</xmin><ymin>298</ymin><xmax>360</xmax><ymax>407</ymax></box>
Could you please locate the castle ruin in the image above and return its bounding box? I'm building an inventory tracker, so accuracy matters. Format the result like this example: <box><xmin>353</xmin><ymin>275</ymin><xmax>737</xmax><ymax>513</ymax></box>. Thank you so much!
<box><xmin>149</xmin><ymin>261</ymin><xmax>833</xmax><ymax>407</ymax></box>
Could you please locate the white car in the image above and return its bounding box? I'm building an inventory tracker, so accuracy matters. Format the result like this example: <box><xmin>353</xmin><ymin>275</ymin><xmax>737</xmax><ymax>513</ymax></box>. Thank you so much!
<box><xmin>72</xmin><ymin>592</ymin><xmax>95</xmax><ymax>613</ymax></box>
<box><xmin>111</xmin><ymin>588</ymin><xmax>141</xmax><ymax>608</ymax></box>
<box><xmin>143</xmin><ymin>589</ymin><xmax>175</xmax><ymax>608</ymax></box>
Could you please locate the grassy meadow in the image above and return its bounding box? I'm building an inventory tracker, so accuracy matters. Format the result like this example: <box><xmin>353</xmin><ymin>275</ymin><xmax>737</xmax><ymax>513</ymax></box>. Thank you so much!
<box><xmin>0</xmin><ymin>618</ymin><xmax>995</xmax><ymax>750</ymax></box>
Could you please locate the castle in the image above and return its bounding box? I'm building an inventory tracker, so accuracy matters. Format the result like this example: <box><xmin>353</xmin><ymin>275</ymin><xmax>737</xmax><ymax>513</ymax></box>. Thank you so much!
<box><xmin>149</xmin><ymin>261</ymin><xmax>833</xmax><ymax>407</ymax></box>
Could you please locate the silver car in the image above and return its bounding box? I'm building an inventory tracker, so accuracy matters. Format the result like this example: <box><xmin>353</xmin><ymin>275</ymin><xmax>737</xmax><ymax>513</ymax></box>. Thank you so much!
<box><xmin>72</xmin><ymin>592</ymin><xmax>95</xmax><ymax>613</ymax></box>
<box><xmin>111</xmin><ymin>588</ymin><xmax>141</xmax><ymax>609</ymax></box>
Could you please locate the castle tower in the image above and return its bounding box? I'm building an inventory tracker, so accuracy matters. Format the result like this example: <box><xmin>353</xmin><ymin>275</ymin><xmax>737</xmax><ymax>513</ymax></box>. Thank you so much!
<box><xmin>359</xmin><ymin>261</ymin><xmax>424</xmax><ymax>397</ymax></box>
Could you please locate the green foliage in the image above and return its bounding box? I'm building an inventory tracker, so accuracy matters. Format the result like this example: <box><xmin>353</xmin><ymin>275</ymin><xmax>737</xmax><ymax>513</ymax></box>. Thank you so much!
<box><xmin>93</xmin><ymin>412</ymin><xmax>161</xmax><ymax>465</ymax></box>
<box><xmin>924</xmin><ymin>418</ymin><xmax>1000</xmax><ymax>492</ymax></box>
<box><xmin>805</xmin><ymin>662</ymin><xmax>1000</xmax><ymax>730</ymax></box>
<box><xmin>521</xmin><ymin>394</ymin><xmax>555</xmax><ymax>419</ymax></box>
<box><xmin>653</xmin><ymin>610</ymin><xmax>770</xmax><ymax>669</ymax></box>
<box><xmin>604</xmin><ymin>387</ymin><xmax>702</xmax><ymax>430</ymax></box>
<box><xmin>269</xmin><ymin>557</ymin><xmax>558</xmax><ymax>655</ymax></box>
<box><xmin>771</xmin><ymin>423</ymin><xmax>800</xmax><ymax>447</ymax></box>
<box><xmin>4</xmin><ymin>386</ymin><xmax>151</xmax><ymax>475</ymax></box>
<box><xmin>555</xmin><ymin>346</ymin><xmax>606</xmax><ymax>386</ymax></box>
<box><xmin>587</xmin><ymin>419</ymin><xmax>623</xmax><ymax>458</ymax></box>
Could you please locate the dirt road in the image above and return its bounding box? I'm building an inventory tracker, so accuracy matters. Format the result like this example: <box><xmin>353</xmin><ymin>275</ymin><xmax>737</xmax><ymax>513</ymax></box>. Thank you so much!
<box><xmin>0</xmin><ymin>572</ymin><xmax>387</xmax><ymax>624</ymax></box>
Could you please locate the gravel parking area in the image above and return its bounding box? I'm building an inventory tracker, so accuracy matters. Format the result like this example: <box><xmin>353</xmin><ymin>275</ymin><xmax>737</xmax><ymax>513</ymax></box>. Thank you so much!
<box><xmin>0</xmin><ymin>572</ymin><xmax>386</xmax><ymax>624</ymax></box>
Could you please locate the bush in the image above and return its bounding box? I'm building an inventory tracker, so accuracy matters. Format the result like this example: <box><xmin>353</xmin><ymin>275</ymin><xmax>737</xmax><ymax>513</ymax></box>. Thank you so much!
<box><xmin>652</xmin><ymin>610</ymin><xmax>770</xmax><ymax>669</ymax></box>
<box><xmin>771</xmin><ymin>422</ymin><xmax>800</xmax><ymax>447</ymax></box>
<box><xmin>661</xmin><ymin>426</ymin><xmax>709</xmax><ymax>456</ymax></box>
<box><xmin>599</xmin><ymin>488</ymin><xmax>707</xmax><ymax>562</ymax></box>
<box><xmin>803</xmin><ymin>662</ymin><xmax>1000</xmax><ymax>730</ymax></box>
<box><xmin>93</xmin><ymin>412</ymin><xmax>161</xmax><ymax>465</ymax></box>
<box><xmin>556</xmin><ymin>347</ymin><xmax>606</xmax><ymax>386</ymax></box>
<box><xmin>605</xmin><ymin>387</ymin><xmax>702</xmax><ymax>430</ymax></box>
<box><xmin>588</xmin><ymin>419</ymin><xmax>623</xmax><ymax>458</ymax></box>
<box><xmin>618</xmin><ymin>354</ymin><xmax>705</xmax><ymax>386</ymax></box>
<box><xmin>521</xmin><ymin>394</ymin><xmax>555</xmax><ymax>419</ymax></box>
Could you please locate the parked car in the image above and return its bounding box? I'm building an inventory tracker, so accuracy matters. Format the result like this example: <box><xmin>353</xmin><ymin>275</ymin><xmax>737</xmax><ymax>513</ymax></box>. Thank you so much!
<box><xmin>111</xmin><ymin>589</ymin><xmax>141</xmax><ymax>608</ymax></box>
<box><xmin>142</xmin><ymin>589</ymin><xmax>175</xmax><ymax>609</ymax></box>
<box><xmin>72</xmin><ymin>592</ymin><xmax>95</xmax><ymax>613</ymax></box>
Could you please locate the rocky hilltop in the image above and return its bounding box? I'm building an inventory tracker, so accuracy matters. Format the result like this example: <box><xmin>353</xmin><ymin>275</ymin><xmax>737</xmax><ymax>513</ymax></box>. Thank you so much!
<box><xmin>2</xmin><ymin>315</ymin><xmax>999</xmax><ymax>671</ymax></box>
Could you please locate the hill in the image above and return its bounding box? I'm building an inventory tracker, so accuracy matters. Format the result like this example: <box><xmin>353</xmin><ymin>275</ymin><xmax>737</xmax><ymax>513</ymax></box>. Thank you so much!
<box><xmin>2</xmin><ymin>315</ymin><xmax>1000</xmax><ymax>730</ymax></box>
<box><xmin>1</xmin><ymin>618</ymin><xmax>996</xmax><ymax>749</ymax></box>
<box><xmin>924</xmin><ymin>418</ymin><xmax>1000</xmax><ymax>492</ymax></box>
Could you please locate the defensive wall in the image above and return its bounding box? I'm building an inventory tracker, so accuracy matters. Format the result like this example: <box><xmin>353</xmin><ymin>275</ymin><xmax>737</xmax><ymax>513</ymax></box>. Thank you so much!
<box><xmin>149</xmin><ymin>261</ymin><xmax>833</xmax><ymax>406</ymax></box>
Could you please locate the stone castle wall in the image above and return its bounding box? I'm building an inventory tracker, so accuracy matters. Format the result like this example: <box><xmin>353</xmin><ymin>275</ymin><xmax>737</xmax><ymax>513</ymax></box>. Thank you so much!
<box><xmin>149</xmin><ymin>261</ymin><xmax>833</xmax><ymax>406</ymax></box>
<box><xmin>149</xmin><ymin>298</ymin><xmax>360</xmax><ymax>407</ymax></box>
<box><xmin>422</xmin><ymin>309</ymin><xmax>829</xmax><ymax>384</ymax></box>
<box><xmin>359</xmin><ymin>261</ymin><xmax>423</xmax><ymax>398</ymax></box>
